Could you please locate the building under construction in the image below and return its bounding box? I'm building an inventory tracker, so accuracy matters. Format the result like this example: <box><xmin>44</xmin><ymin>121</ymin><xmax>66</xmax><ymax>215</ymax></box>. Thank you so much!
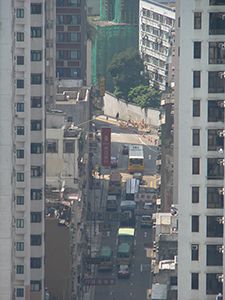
<box><xmin>91</xmin><ymin>0</ymin><xmax>139</xmax><ymax>92</ymax></box>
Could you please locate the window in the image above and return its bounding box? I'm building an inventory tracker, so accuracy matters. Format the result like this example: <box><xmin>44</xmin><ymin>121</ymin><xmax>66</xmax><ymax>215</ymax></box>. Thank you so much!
<box><xmin>17</xmin><ymin>173</ymin><xmax>24</xmax><ymax>182</ymax></box>
<box><xmin>210</xmin><ymin>0</ymin><xmax>225</xmax><ymax>4</ymax></box>
<box><xmin>17</xmin><ymin>242</ymin><xmax>24</xmax><ymax>251</ymax></box>
<box><xmin>31</xmin><ymin>166</ymin><xmax>42</xmax><ymax>177</ymax></box>
<box><xmin>170</xmin><ymin>276</ymin><xmax>177</xmax><ymax>286</ymax></box>
<box><xmin>17</xmin><ymin>149</ymin><xmax>24</xmax><ymax>159</ymax></box>
<box><xmin>67</xmin><ymin>33</ymin><xmax>81</xmax><ymax>42</ymax></box>
<box><xmin>31</xmin><ymin>3</ymin><xmax>42</xmax><ymax>14</ymax></box>
<box><xmin>31</xmin><ymin>212</ymin><xmax>42</xmax><ymax>223</ymax></box>
<box><xmin>192</xmin><ymin>186</ymin><xmax>199</xmax><ymax>203</ymax></box>
<box><xmin>31</xmin><ymin>97</ymin><xmax>42</xmax><ymax>108</ymax></box>
<box><xmin>193</xmin><ymin>71</ymin><xmax>201</xmax><ymax>88</ymax></box>
<box><xmin>178</xmin><ymin>17</ymin><xmax>180</xmax><ymax>27</ymax></box>
<box><xmin>208</xmin><ymin>100</ymin><xmax>224</xmax><ymax>122</ymax></box>
<box><xmin>56</xmin><ymin>50</ymin><xmax>64</xmax><ymax>60</ymax></box>
<box><xmin>56</xmin><ymin>15</ymin><xmax>64</xmax><ymax>24</ymax></box>
<box><xmin>31</xmin><ymin>120</ymin><xmax>42</xmax><ymax>131</ymax></box>
<box><xmin>192</xmin><ymin>215</ymin><xmax>199</xmax><ymax>232</ymax></box>
<box><xmin>17</xmin><ymin>219</ymin><xmax>24</xmax><ymax>228</ymax></box>
<box><xmin>194</xmin><ymin>42</ymin><xmax>201</xmax><ymax>59</ymax></box>
<box><xmin>191</xmin><ymin>244</ymin><xmax>199</xmax><ymax>261</ymax></box>
<box><xmin>209</xmin><ymin>13</ymin><xmax>225</xmax><ymax>35</ymax></box>
<box><xmin>16</xmin><ymin>288</ymin><xmax>24</xmax><ymax>297</ymax></box>
<box><xmin>67</xmin><ymin>15</ymin><xmax>81</xmax><ymax>25</ymax></box>
<box><xmin>68</xmin><ymin>50</ymin><xmax>81</xmax><ymax>60</ymax></box>
<box><xmin>30</xmin><ymin>280</ymin><xmax>42</xmax><ymax>291</ymax></box>
<box><xmin>17</xmin><ymin>126</ymin><xmax>24</xmax><ymax>135</ymax></box>
<box><xmin>31</xmin><ymin>73</ymin><xmax>42</xmax><ymax>84</ymax></box>
<box><xmin>208</xmin><ymin>71</ymin><xmax>224</xmax><ymax>93</ymax></box>
<box><xmin>207</xmin><ymin>216</ymin><xmax>223</xmax><ymax>237</ymax></box>
<box><xmin>31</xmin><ymin>27</ymin><xmax>42</xmax><ymax>38</ymax></box>
<box><xmin>67</xmin><ymin>68</ymin><xmax>81</xmax><ymax>78</ymax></box>
<box><xmin>17</xmin><ymin>265</ymin><xmax>24</xmax><ymax>274</ymax></box>
<box><xmin>31</xmin><ymin>235</ymin><xmax>42</xmax><ymax>246</ymax></box>
<box><xmin>209</xmin><ymin>42</ymin><xmax>225</xmax><ymax>64</ymax></box>
<box><xmin>17</xmin><ymin>56</ymin><xmax>24</xmax><ymax>65</ymax></box>
<box><xmin>63</xmin><ymin>140</ymin><xmax>75</xmax><ymax>153</ymax></box>
<box><xmin>208</xmin><ymin>129</ymin><xmax>223</xmax><ymax>151</ymax></box>
<box><xmin>17</xmin><ymin>196</ymin><xmax>24</xmax><ymax>205</ymax></box>
<box><xmin>56</xmin><ymin>68</ymin><xmax>64</xmax><ymax>78</ymax></box>
<box><xmin>31</xmin><ymin>257</ymin><xmax>42</xmax><ymax>268</ymax></box>
<box><xmin>68</xmin><ymin>0</ymin><xmax>81</xmax><ymax>7</ymax></box>
<box><xmin>46</xmin><ymin>139</ymin><xmax>58</xmax><ymax>153</ymax></box>
<box><xmin>31</xmin><ymin>189</ymin><xmax>42</xmax><ymax>200</ymax></box>
<box><xmin>207</xmin><ymin>245</ymin><xmax>223</xmax><ymax>266</ymax></box>
<box><xmin>194</xmin><ymin>12</ymin><xmax>202</xmax><ymax>29</ymax></box>
<box><xmin>193</xmin><ymin>129</ymin><xmax>200</xmax><ymax>146</ymax></box>
<box><xmin>56</xmin><ymin>33</ymin><xmax>64</xmax><ymax>42</ymax></box>
<box><xmin>17</xmin><ymin>9</ymin><xmax>24</xmax><ymax>18</ymax></box>
<box><xmin>193</xmin><ymin>100</ymin><xmax>200</xmax><ymax>117</ymax></box>
<box><xmin>207</xmin><ymin>158</ymin><xmax>224</xmax><ymax>179</ymax></box>
<box><xmin>68</xmin><ymin>117</ymin><xmax>73</xmax><ymax>122</ymax></box>
<box><xmin>56</xmin><ymin>0</ymin><xmax>64</xmax><ymax>7</ymax></box>
<box><xmin>207</xmin><ymin>187</ymin><xmax>224</xmax><ymax>208</ymax></box>
<box><xmin>206</xmin><ymin>273</ymin><xmax>223</xmax><ymax>294</ymax></box>
<box><xmin>17</xmin><ymin>103</ymin><xmax>24</xmax><ymax>112</ymax></box>
<box><xmin>17</xmin><ymin>79</ymin><xmax>24</xmax><ymax>89</ymax></box>
<box><xmin>17</xmin><ymin>32</ymin><xmax>24</xmax><ymax>41</ymax></box>
<box><xmin>31</xmin><ymin>143</ymin><xmax>42</xmax><ymax>154</ymax></box>
<box><xmin>31</xmin><ymin>50</ymin><xmax>42</xmax><ymax>61</ymax></box>
<box><xmin>192</xmin><ymin>158</ymin><xmax>200</xmax><ymax>174</ymax></box>
<box><xmin>191</xmin><ymin>273</ymin><xmax>199</xmax><ymax>289</ymax></box>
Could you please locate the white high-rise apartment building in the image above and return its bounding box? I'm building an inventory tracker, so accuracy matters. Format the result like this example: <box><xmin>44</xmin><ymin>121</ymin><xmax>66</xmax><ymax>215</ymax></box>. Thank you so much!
<box><xmin>0</xmin><ymin>1</ymin><xmax>46</xmax><ymax>299</ymax></box>
<box><xmin>174</xmin><ymin>0</ymin><xmax>225</xmax><ymax>299</ymax></box>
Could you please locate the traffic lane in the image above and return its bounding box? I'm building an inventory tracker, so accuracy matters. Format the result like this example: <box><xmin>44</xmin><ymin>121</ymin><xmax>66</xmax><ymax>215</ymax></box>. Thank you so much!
<box><xmin>143</xmin><ymin>144</ymin><xmax>157</xmax><ymax>176</ymax></box>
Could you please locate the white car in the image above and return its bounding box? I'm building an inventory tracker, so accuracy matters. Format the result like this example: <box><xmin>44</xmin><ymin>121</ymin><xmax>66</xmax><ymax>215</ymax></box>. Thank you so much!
<box><xmin>141</xmin><ymin>215</ymin><xmax>152</xmax><ymax>227</ymax></box>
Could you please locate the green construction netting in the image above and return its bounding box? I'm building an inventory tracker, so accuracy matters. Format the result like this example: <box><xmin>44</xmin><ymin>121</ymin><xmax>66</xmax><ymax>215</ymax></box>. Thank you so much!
<box><xmin>91</xmin><ymin>24</ymin><xmax>138</xmax><ymax>92</ymax></box>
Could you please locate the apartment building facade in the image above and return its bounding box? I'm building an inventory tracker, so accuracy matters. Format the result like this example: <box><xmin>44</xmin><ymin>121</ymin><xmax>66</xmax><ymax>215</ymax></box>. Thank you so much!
<box><xmin>56</xmin><ymin>0</ymin><xmax>87</xmax><ymax>84</ymax></box>
<box><xmin>174</xmin><ymin>0</ymin><xmax>225</xmax><ymax>299</ymax></box>
<box><xmin>0</xmin><ymin>1</ymin><xmax>46</xmax><ymax>299</ymax></box>
<box><xmin>139</xmin><ymin>0</ymin><xmax>175</xmax><ymax>91</ymax></box>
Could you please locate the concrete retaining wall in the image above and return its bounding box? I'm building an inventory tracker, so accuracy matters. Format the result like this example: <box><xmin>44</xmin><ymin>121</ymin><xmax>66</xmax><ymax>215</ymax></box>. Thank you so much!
<box><xmin>103</xmin><ymin>92</ymin><xmax>160</xmax><ymax>127</ymax></box>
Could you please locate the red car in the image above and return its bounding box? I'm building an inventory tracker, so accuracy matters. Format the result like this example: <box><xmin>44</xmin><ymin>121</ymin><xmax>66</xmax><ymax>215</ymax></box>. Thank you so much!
<box><xmin>143</xmin><ymin>202</ymin><xmax>153</xmax><ymax>210</ymax></box>
<box><xmin>111</xmin><ymin>157</ymin><xmax>118</xmax><ymax>168</ymax></box>
<box><xmin>118</xmin><ymin>265</ymin><xmax>130</xmax><ymax>278</ymax></box>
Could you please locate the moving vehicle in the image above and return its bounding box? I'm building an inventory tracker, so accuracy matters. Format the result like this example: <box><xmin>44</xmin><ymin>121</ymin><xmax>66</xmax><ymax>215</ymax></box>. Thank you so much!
<box><xmin>122</xmin><ymin>144</ymin><xmax>129</xmax><ymax>155</ymax></box>
<box><xmin>111</xmin><ymin>156</ymin><xmax>118</xmax><ymax>168</ymax></box>
<box><xmin>141</xmin><ymin>215</ymin><xmax>152</xmax><ymax>227</ymax></box>
<box><xmin>118</xmin><ymin>264</ymin><xmax>130</xmax><ymax>278</ymax></box>
<box><xmin>106</xmin><ymin>195</ymin><xmax>117</xmax><ymax>211</ymax></box>
<box><xmin>108</xmin><ymin>171</ymin><xmax>122</xmax><ymax>195</ymax></box>
<box><xmin>128</xmin><ymin>145</ymin><xmax>144</xmax><ymax>173</ymax></box>
<box><xmin>133</xmin><ymin>172</ymin><xmax>143</xmax><ymax>184</ymax></box>
<box><xmin>120</xmin><ymin>200</ymin><xmax>136</xmax><ymax>226</ymax></box>
<box><xmin>125</xmin><ymin>178</ymin><xmax>139</xmax><ymax>200</ymax></box>
<box><xmin>118</xmin><ymin>227</ymin><xmax>135</xmax><ymax>253</ymax></box>
<box><xmin>116</xmin><ymin>243</ymin><xmax>132</xmax><ymax>266</ymax></box>
<box><xmin>143</xmin><ymin>202</ymin><xmax>154</xmax><ymax>210</ymax></box>
<box><xmin>98</xmin><ymin>246</ymin><xmax>113</xmax><ymax>271</ymax></box>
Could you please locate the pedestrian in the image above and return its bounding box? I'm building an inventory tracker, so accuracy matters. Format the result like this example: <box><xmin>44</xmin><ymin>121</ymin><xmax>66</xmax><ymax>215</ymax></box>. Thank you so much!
<box><xmin>155</xmin><ymin>139</ymin><xmax>157</xmax><ymax>145</ymax></box>
<box><xmin>116</xmin><ymin>112</ymin><xmax>119</xmax><ymax>121</ymax></box>
<box><xmin>128</xmin><ymin>115</ymin><xmax>131</xmax><ymax>123</ymax></box>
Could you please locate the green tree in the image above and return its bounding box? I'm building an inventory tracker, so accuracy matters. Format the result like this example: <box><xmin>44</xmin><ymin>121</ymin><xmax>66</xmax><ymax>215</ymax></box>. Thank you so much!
<box><xmin>107</xmin><ymin>47</ymin><xmax>148</xmax><ymax>100</ymax></box>
<box><xmin>127</xmin><ymin>85</ymin><xmax>161</xmax><ymax>109</ymax></box>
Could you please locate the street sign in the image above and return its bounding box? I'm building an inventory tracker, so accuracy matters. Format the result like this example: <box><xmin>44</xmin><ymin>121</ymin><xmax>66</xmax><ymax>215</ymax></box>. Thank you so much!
<box><xmin>84</xmin><ymin>278</ymin><xmax>115</xmax><ymax>285</ymax></box>
<box><xmin>86</xmin><ymin>212</ymin><xmax>130</xmax><ymax>221</ymax></box>
<box><xmin>85</xmin><ymin>257</ymin><xmax>100</xmax><ymax>264</ymax></box>
<box><xmin>101</xmin><ymin>128</ymin><xmax>111</xmax><ymax>167</ymax></box>
<box><xmin>99</xmin><ymin>223</ymin><xmax>112</xmax><ymax>231</ymax></box>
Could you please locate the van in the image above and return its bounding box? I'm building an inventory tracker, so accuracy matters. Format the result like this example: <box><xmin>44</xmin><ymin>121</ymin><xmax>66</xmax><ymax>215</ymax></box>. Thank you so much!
<box><xmin>141</xmin><ymin>215</ymin><xmax>152</xmax><ymax>227</ymax></box>
<box><xmin>106</xmin><ymin>195</ymin><xmax>117</xmax><ymax>211</ymax></box>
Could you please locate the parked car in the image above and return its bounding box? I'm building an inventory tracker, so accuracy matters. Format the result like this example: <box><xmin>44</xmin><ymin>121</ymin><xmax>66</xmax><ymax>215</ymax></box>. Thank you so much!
<box><xmin>122</xmin><ymin>144</ymin><xmax>129</xmax><ymax>155</ymax></box>
<box><xmin>106</xmin><ymin>195</ymin><xmax>117</xmax><ymax>211</ymax></box>
<box><xmin>111</xmin><ymin>157</ymin><xmax>118</xmax><ymax>168</ymax></box>
<box><xmin>133</xmin><ymin>172</ymin><xmax>143</xmax><ymax>184</ymax></box>
<box><xmin>143</xmin><ymin>202</ymin><xmax>153</xmax><ymax>210</ymax></box>
<box><xmin>118</xmin><ymin>264</ymin><xmax>130</xmax><ymax>278</ymax></box>
<box><xmin>141</xmin><ymin>215</ymin><xmax>152</xmax><ymax>227</ymax></box>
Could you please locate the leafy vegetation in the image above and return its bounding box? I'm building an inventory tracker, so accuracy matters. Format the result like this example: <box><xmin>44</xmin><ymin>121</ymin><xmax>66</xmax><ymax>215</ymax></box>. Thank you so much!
<box><xmin>128</xmin><ymin>85</ymin><xmax>161</xmax><ymax>109</ymax></box>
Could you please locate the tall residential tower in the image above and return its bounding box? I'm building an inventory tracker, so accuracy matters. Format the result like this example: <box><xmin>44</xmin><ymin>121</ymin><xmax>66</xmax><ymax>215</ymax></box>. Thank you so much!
<box><xmin>174</xmin><ymin>0</ymin><xmax>225</xmax><ymax>298</ymax></box>
<box><xmin>0</xmin><ymin>1</ymin><xmax>46</xmax><ymax>299</ymax></box>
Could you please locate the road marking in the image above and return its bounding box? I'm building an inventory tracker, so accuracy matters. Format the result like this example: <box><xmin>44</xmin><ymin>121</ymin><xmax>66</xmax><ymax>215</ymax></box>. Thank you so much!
<box><xmin>139</xmin><ymin>137</ymin><xmax>157</xmax><ymax>153</ymax></box>
<box><xmin>144</xmin><ymin>232</ymin><xmax>147</xmax><ymax>238</ymax></box>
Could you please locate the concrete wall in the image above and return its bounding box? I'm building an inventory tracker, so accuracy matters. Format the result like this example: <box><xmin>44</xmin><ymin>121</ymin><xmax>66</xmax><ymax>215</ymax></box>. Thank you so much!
<box><xmin>103</xmin><ymin>92</ymin><xmax>160</xmax><ymax>127</ymax></box>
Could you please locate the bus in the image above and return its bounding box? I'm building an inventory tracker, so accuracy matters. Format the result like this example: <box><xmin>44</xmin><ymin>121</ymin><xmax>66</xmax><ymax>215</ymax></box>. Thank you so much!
<box><xmin>98</xmin><ymin>246</ymin><xmax>113</xmax><ymax>271</ymax></box>
<box><xmin>116</xmin><ymin>243</ymin><xmax>132</xmax><ymax>266</ymax></box>
<box><xmin>128</xmin><ymin>145</ymin><xmax>144</xmax><ymax>173</ymax></box>
<box><xmin>108</xmin><ymin>171</ymin><xmax>122</xmax><ymax>195</ymax></box>
<box><xmin>120</xmin><ymin>200</ymin><xmax>136</xmax><ymax>226</ymax></box>
<box><xmin>118</xmin><ymin>227</ymin><xmax>135</xmax><ymax>253</ymax></box>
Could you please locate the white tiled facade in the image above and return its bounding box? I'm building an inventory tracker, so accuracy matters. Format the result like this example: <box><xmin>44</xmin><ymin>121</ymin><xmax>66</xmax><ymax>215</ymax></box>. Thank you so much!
<box><xmin>174</xmin><ymin>0</ymin><xmax>225</xmax><ymax>299</ymax></box>
<box><xmin>0</xmin><ymin>1</ymin><xmax>45</xmax><ymax>299</ymax></box>
<box><xmin>139</xmin><ymin>0</ymin><xmax>175</xmax><ymax>91</ymax></box>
